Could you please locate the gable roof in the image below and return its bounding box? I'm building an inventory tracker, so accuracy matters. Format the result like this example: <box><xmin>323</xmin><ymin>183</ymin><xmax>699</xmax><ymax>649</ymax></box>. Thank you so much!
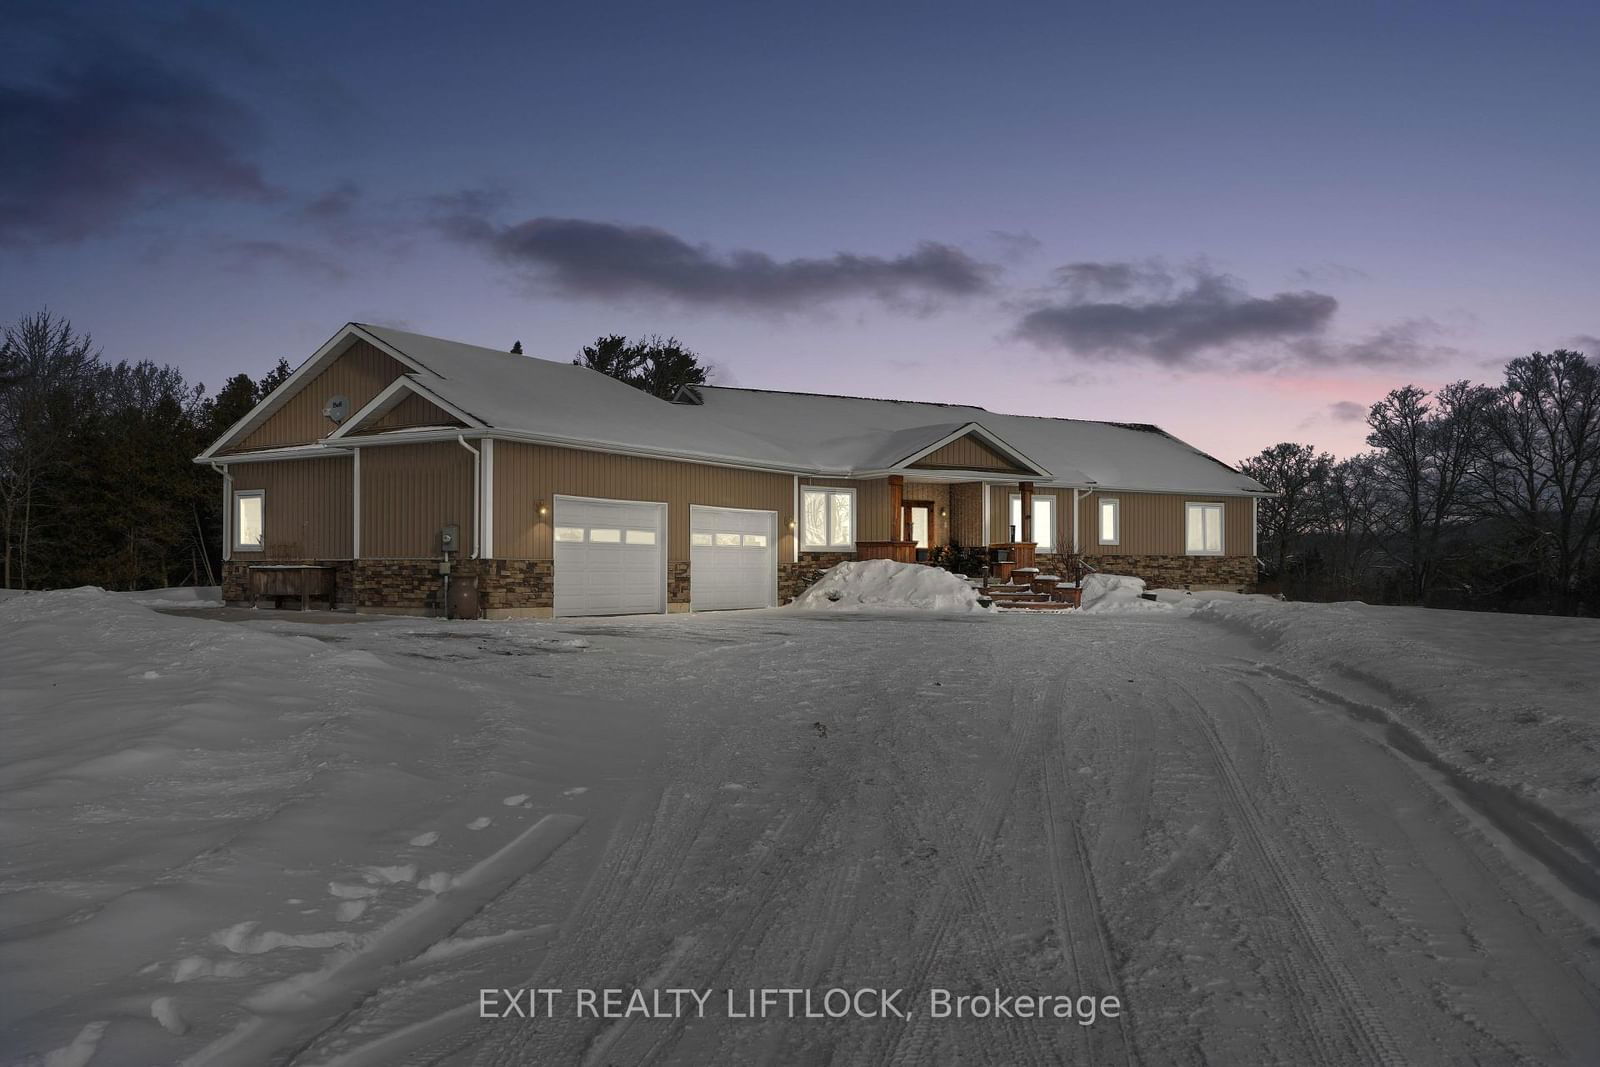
<box><xmin>200</xmin><ymin>323</ymin><xmax>1267</xmax><ymax>494</ymax></box>
<box><xmin>681</xmin><ymin>386</ymin><xmax>1266</xmax><ymax>494</ymax></box>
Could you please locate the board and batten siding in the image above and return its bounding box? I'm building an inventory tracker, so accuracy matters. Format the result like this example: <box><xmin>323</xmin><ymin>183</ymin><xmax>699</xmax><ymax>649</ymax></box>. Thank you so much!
<box><xmin>229</xmin><ymin>456</ymin><xmax>353</xmax><ymax>559</ymax></box>
<box><xmin>234</xmin><ymin>340</ymin><xmax>409</xmax><ymax>452</ymax></box>
<box><xmin>908</xmin><ymin>435</ymin><xmax>1030</xmax><ymax>473</ymax></box>
<box><xmin>368</xmin><ymin>392</ymin><xmax>465</xmax><ymax>432</ymax></box>
<box><xmin>496</xmin><ymin>441</ymin><xmax>795</xmax><ymax>561</ymax></box>
<box><xmin>947</xmin><ymin>482</ymin><xmax>985</xmax><ymax>546</ymax></box>
<box><xmin>1076</xmin><ymin>490</ymin><xmax>1253</xmax><ymax>557</ymax></box>
<box><xmin>360</xmin><ymin>442</ymin><xmax>476</xmax><ymax>558</ymax></box>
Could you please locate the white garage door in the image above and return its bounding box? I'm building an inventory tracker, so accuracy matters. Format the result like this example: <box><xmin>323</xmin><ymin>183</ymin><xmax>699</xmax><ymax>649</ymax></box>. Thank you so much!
<box><xmin>554</xmin><ymin>496</ymin><xmax>665</xmax><ymax>617</ymax></box>
<box><xmin>690</xmin><ymin>505</ymin><xmax>777</xmax><ymax>611</ymax></box>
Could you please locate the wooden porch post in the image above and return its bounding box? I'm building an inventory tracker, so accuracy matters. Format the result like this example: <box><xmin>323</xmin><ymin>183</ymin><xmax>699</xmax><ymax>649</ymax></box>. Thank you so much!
<box><xmin>888</xmin><ymin>475</ymin><xmax>905</xmax><ymax>539</ymax></box>
<box><xmin>1019</xmin><ymin>480</ymin><xmax>1034</xmax><ymax>543</ymax></box>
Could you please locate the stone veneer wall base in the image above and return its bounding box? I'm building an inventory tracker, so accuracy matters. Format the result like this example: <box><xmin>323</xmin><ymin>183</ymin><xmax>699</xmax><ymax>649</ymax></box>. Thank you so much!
<box><xmin>227</xmin><ymin>550</ymin><xmax>1248</xmax><ymax>614</ymax></box>
<box><xmin>1080</xmin><ymin>554</ymin><xmax>1256</xmax><ymax>590</ymax></box>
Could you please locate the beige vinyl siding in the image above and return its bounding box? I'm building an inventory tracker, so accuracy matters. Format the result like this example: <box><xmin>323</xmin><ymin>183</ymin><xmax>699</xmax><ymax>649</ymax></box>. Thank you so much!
<box><xmin>361</xmin><ymin>442</ymin><xmax>475</xmax><ymax>558</ymax></box>
<box><xmin>234</xmin><ymin>340</ymin><xmax>408</xmax><ymax>452</ymax></box>
<box><xmin>908</xmin><ymin>434</ymin><xmax>1031</xmax><ymax>473</ymax></box>
<box><xmin>986</xmin><ymin>484</ymin><xmax>1067</xmax><ymax>547</ymax></box>
<box><xmin>229</xmin><ymin>457</ymin><xmax>352</xmax><ymax>558</ymax></box>
<box><xmin>947</xmin><ymin>482</ymin><xmax>985</xmax><ymax>547</ymax></box>
<box><xmin>368</xmin><ymin>392</ymin><xmax>465</xmax><ymax>432</ymax></box>
<box><xmin>799</xmin><ymin>476</ymin><xmax>889</xmax><ymax>543</ymax></box>
<box><xmin>496</xmin><ymin>442</ymin><xmax>794</xmax><ymax>561</ymax></box>
<box><xmin>1077</xmin><ymin>490</ymin><xmax>1253</xmax><ymax>557</ymax></box>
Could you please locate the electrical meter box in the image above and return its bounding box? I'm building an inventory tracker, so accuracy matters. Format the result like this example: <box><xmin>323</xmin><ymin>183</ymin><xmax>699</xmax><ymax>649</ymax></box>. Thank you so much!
<box><xmin>440</xmin><ymin>524</ymin><xmax>460</xmax><ymax>554</ymax></box>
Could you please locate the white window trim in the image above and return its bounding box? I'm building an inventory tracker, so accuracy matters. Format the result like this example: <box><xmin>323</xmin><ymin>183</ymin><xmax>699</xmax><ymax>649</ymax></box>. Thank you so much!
<box><xmin>1008</xmin><ymin>492</ymin><xmax>1055</xmax><ymax>552</ymax></box>
<box><xmin>800</xmin><ymin>486</ymin><xmax>857</xmax><ymax>551</ymax></box>
<box><xmin>233</xmin><ymin>489</ymin><xmax>265</xmax><ymax>553</ymax></box>
<box><xmin>1185</xmin><ymin>501</ymin><xmax>1226</xmax><ymax>556</ymax></box>
<box><xmin>1098</xmin><ymin>497</ymin><xmax>1120</xmax><ymax>546</ymax></box>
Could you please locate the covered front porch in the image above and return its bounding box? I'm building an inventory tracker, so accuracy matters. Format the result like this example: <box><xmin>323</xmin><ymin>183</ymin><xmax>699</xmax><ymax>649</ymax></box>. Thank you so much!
<box><xmin>855</xmin><ymin>474</ymin><xmax>1055</xmax><ymax>573</ymax></box>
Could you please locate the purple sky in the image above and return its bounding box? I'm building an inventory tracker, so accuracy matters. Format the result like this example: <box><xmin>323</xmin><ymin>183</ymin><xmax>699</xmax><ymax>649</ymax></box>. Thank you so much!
<box><xmin>3</xmin><ymin>1</ymin><xmax>1596</xmax><ymax>464</ymax></box>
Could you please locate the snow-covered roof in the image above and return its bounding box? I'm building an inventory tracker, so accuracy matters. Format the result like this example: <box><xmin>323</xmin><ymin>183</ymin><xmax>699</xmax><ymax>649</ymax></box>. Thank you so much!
<box><xmin>678</xmin><ymin>385</ymin><xmax>1266</xmax><ymax>494</ymax></box>
<box><xmin>211</xmin><ymin>323</ymin><xmax>1265</xmax><ymax>492</ymax></box>
<box><xmin>353</xmin><ymin>325</ymin><xmax>805</xmax><ymax>469</ymax></box>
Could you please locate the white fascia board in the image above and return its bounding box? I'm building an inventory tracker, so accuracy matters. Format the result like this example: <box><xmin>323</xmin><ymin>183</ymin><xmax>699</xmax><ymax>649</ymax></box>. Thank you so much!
<box><xmin>851</xmin><ymin>468</ymin><xmax>1088</xmax><ymax>486</ymax></box>
<box><xmin>197</xmin><ymin>323</ymin><xmax>433</xmax><ymax>461</ymax></box>
<box><xmin>1085</xmin><ymin>483</ymin><xmax>1267</xmax><ymax>497</ymax></box>
<box><xmin>482</xmin><ymin>428</ymin><xmax>828</xmax><ymax>476</ymax></box>
<box><xmin>192</xmin><ymin>443</ymin><xmax>353</xmax><ymax>465</ymax></box>
<box><xmin>888</xmin><ymin>421</ymin><xmax>1053</xmax><ymax>479</ymax></box>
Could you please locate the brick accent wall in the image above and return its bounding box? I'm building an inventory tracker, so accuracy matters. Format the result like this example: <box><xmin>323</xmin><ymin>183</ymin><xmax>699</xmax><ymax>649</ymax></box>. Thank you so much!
<box><xmin>1089</xmin><ymin>554</ymin><xmax>1256</xmax><ymax>589</ymax></box>
<box><xmin>223</xmin><ymin>559</ymin><xmax>354</xmax><ymax>607</ymax></box>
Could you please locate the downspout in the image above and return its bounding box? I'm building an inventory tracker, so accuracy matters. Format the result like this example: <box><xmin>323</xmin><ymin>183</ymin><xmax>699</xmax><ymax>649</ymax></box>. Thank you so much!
<box><xmin>1071</xmin><ymin>488</ymin><xmax>1080</xmax><ymax>555</ymax></box>
<box><xmin>211</xmin><ymin>463</ymin><xmax>230</xmax><ymax>563</ymax></box>
<box><xmin>457</xmin><ymin>435</ymin><xmax>480</xmax><ymax>559</ymax></box>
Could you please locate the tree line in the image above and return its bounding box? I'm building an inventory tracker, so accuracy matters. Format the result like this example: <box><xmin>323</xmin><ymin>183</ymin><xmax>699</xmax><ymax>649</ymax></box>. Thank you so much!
<box><xmin>0</xmin><ymin>312</ymin><xmax>714</xmax><ymax>590</ymax></box>
<box><xmin>1241</xmin><ymin>350</ymin><xmax>1600</xmax><ymax>615</ymax></box>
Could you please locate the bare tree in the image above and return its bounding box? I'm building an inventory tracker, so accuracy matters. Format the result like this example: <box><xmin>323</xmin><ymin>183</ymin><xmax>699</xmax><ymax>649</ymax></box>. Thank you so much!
<box><xmin>1365</xmin><ymin>382</ymin><xmax>1494</xmax><ymax>601</ymax></box>
<box><xmin>1239</xmin><ymin>442</ymin><xmax>1332</xmax><ymax>578</ymax></box>
<box><xmin>1317</xmin><ymin>454</ymin><xmax>1384</xmax><ymax>598</ymax></box>
<box><xmin>1476</xmin><ymin>350</ymin><xmax>1600</xmax><ymax>610</ymax></box>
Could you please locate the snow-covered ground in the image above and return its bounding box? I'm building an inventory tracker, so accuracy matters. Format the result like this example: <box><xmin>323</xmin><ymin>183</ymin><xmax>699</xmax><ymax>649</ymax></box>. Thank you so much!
<box><xmin>2</xmin><ymin>586</ymin><xmax>1598</xmax><ymax>1064</ymax></box>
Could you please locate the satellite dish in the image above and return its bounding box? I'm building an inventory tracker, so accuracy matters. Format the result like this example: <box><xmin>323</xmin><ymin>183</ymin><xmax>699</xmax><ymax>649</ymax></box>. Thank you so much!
<box><xmin>323</xmin><ymin>395</ymin><xmax>350</xmax><ymax>423</ymax></box>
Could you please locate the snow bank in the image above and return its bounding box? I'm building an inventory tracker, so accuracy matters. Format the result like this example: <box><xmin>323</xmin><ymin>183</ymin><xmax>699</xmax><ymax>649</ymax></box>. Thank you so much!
<box><xmin>118</xmin><ymin>585</ymin><xmax>222</xmax><ymax>607</ymax></box>
<box><xmin>790</xmin><ymin>560</ymin><xmax>994</xmax><ymax>614</ymax></box>
<box><xmin>1189</xmin><ymin>596</ymin><xmax>1600</xmax><ymax>843</ymax></box>
<box><xmin>0</xmin><ymin>587</ymin><xmax>653</xmax><ymax>1064</ymax></box>
<box><xmin>1078</xmin><ymin>573</ymin><xmax>1174</xmax><ymax>614</ymax></box>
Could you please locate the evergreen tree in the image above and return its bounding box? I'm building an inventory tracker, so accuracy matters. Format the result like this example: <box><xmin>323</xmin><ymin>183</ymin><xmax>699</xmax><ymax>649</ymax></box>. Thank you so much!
<box><xmin>256</xmin><ymin>358</ymin><xmax>293</xmax><ymax>399</ymax></box>
<box><xmin>511</xmin><ymin>340</ymin><xmax>523</xmax><ymax>355</ymax></box>
<box><xmin>573</xmin><ymin>334</ymin><xmax>711</xmax><ymax>400</ymax></box>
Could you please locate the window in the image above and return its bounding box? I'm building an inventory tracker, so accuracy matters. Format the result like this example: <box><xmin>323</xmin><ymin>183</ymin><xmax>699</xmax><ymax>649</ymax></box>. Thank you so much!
<box><xmin>801</xmin><ymin>487</ymin><xmax>855</xmax><ymax>550</ymax></box>
<box><xmin>690</xmin><ymin>531</ymin><xmax>714</xmax><ymax>547</ymax></box>
<box><xmin>1098</xmin><ymin>498</ymin><xmax>1120</xmax><ymax>546</ymax></box>
<box><xmin>624</xmin><ymin>529</ymin><xmax>656</xmax><ymax>545</ymax></box>
<box><xmin>743</xmin><ymin>533</ymin><xmax>768</xmax><ymax>547</ymax></box>
<box><xmin>1186</xmin><ymin>502</ymin><xmax>1224</xmax><ymax>555</ymax></box>
<box><xmin>714</xmin><ymin>532</ymin><xmax>742</xmax><ymax>547</ymax></box>
<box><xmin>554</xmin><ymin>526</ymin><xmax>586</xmax><ymax>542</ymax></box>
<box><xmin>233</xmin><ymin>490</ymin><xmax>264</xmax><ymax>551</ymax></box>
<box><xmin>588</xmin><ymin>528</ymin><xmax>621</xmax><ymax>543</ymax></box>
<box><xmin>1009</xmin><ymin>494</ymin><xmax>1055</xmax><ymax>551</ymax></box>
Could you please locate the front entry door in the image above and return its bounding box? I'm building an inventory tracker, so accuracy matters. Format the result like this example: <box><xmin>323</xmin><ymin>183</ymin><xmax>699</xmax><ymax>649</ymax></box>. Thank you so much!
<box><xmin>902</xmin><ymin>502</ymin><xmax>934</xmax><ymax>548</ymax></box>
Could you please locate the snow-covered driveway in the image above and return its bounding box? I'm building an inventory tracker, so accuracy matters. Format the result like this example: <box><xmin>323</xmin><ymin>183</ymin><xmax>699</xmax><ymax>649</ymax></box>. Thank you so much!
<box><xmin>3</xmin><ymin>592</ymin><xmax>1598</xmax><ymax>1065</ymax></box>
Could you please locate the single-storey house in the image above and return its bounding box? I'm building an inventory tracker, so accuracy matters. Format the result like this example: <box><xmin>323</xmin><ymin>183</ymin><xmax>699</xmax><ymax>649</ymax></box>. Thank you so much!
<box><xmin>197</xmin><ymin>323</ymin><xmax>1270</xmax><ymax>617</ymax></box>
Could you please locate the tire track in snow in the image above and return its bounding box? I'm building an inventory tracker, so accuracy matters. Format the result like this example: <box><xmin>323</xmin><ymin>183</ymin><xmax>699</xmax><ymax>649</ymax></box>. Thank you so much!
<box><xmin>1167</xmin><ymin>682</ymin><xmax>1407</xmax><ymax>1067</ymax></box>
<box><xmin>183</xmin><ymin>814</ymin><xmax>585</xmax><ymax>1067</ymax></box>
<box><xmin>1040</xmin><ymin>679</ymin><xmax>1140</xmax><ymax>1067</ymax></box>
<box><xmin>877</xmin><ymin>677</ymin><xmax>1060</xmax><ymax>1067</ymax></box>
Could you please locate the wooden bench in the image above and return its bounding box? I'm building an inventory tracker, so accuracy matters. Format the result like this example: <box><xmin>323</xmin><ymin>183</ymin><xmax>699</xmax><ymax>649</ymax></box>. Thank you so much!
<box><xmin>248</xmin><ymin>565</ymin><xmax>338</xmax><ymax>610</ymax></box>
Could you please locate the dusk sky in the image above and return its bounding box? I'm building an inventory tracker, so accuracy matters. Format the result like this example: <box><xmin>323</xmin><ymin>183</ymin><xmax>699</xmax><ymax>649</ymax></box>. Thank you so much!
<box><xmin>3</xmin><ymin>0</ymin><xmax>1596</xmax><ymax>464</ymax></box>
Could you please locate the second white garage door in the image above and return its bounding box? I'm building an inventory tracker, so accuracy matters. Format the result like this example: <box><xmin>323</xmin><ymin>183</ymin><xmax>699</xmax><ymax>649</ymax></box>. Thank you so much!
<box><xmin>690</xmin><ymin>505</ymin><xmax>777</xmax><ymax>611</ymax></box>
<box><xmin>553</xmin><ymin>496</ymin><xmax>665</xmax><ymax>617</ymax></box>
